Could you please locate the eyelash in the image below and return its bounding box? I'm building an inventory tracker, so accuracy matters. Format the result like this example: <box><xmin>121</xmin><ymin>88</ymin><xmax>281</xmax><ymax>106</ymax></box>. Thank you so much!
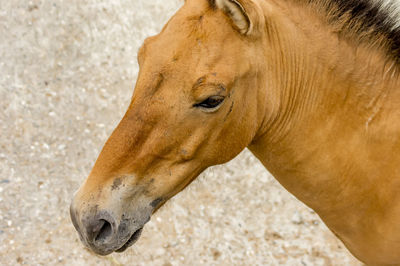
<box><xmin>194</xmin><ymin>96</ymin><xmax>225</xmax><ymax>110</ymax></box>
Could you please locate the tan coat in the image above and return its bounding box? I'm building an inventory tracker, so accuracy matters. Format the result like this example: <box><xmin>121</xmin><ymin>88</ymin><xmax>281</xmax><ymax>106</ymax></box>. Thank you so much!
<box><xmin>71</xmin><ymin>0</ymin><xmax>400</xmax><ymax>264</ymax></box>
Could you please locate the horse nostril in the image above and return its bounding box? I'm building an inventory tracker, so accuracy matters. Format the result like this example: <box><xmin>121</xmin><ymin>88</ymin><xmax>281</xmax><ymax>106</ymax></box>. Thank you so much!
<box><xmin>93</xmin><ymin>219</ymin><xmax>113</xmax><ymax>243</ymax></box>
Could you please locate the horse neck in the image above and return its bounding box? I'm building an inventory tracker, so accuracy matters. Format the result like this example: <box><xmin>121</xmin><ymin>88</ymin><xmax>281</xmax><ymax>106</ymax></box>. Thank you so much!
<box><xmin>249</xmin><ymin>0</ymin><xmax>400</xmax><ymax>211</ymax></box>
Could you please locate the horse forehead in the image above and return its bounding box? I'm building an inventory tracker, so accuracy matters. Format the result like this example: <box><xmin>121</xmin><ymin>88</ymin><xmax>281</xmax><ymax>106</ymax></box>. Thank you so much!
<box><xmin>151</xmin><ymin>3</ymin><xmax>237</xmax><ymax>50</ymax></box>
<box><xmin>149</xmin><ymin>26</ymin><xmax>241</xmax><ymax>70</ymax></box>
<box><xmin>138</xmin><ymin>5</ymin><xmax>248</xmax><ymax>84</ymax></box>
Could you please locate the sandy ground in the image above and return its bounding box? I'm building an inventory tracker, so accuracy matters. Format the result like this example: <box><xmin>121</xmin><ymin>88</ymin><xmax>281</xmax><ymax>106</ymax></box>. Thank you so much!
<box><xmin>0</xmin><ymin>0</ymin><xmax>362</xmax><ymax>265</ymax></box>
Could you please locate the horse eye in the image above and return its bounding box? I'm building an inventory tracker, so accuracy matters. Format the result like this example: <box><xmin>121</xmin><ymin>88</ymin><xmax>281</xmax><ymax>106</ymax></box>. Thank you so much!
<box><xmin>194</xmin><ymin>96</ymin><xmax>225</xmax><ymax>109</ymax></box>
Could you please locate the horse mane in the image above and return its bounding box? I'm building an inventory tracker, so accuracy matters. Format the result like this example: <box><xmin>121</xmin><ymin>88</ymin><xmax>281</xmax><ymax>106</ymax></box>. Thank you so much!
<box><xmin>297</xmin><ymin>0</ymin><xmax>400</xmax><ymax>64</ymax></box>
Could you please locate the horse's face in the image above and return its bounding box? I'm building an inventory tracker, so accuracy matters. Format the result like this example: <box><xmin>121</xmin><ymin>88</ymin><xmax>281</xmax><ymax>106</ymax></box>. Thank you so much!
<box><xmin>71</xmin><ymin>0</ymin><xmax>267</xmax><ymax>255</ymax></box>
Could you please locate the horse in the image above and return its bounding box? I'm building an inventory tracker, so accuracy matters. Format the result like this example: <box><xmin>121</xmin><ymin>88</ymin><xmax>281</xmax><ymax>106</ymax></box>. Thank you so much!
<box><xmin>70</xmin><ymin>0</ymin><xmax>400</xmax><ymax>264</ymax></box>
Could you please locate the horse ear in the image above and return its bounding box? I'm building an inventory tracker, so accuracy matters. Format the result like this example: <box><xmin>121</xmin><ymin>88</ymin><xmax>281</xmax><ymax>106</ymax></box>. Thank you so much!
<box><xmin>215</xmin><ymin>0</ymin><xmax>252</xmax><ymax>35</ymax></box>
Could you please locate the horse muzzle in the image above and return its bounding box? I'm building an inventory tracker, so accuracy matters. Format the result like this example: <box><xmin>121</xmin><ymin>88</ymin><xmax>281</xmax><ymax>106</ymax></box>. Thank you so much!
<box><xmin>69</xmin><ymin>190</ymin><xmax>154</xmax><ymax>255</ymax></box>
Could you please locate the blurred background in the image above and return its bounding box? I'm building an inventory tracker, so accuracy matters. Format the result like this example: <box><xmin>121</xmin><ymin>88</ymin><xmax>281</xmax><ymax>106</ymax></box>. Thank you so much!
<box><xmin>0</xmin><ymin>0</ymin><xmax>361</xmax><ymax>265</ymax></box>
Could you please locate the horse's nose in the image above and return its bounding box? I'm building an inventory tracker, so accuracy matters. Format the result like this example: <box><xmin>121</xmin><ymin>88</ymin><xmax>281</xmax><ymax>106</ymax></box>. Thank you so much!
<box><xmin>87</xmin><ymin>217</ymin><xmax>114</xmax><ymax>245</ymax></box>
<box><xmin>70</xmin><ymin>203</ymin><xmax>117</xmax><ymax>254</ymax></box>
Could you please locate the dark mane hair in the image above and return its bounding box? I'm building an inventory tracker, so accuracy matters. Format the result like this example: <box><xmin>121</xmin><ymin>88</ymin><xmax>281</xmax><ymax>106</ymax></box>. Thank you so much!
<box><xmin>305</xmin><ymin>0</ymin><xmax>400</xmax><ymax>63</ymax></box>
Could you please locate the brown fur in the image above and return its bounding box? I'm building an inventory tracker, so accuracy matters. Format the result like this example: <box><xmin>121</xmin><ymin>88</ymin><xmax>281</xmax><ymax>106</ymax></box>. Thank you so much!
<box><xmin>71</xmin><ymin>0</ymin><xmax>400</xmax><ymax>264</ymax></box>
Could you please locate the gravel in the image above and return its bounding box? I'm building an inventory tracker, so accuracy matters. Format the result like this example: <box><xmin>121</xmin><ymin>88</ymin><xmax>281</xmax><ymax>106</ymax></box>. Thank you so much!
<box><xmin>0</xmin><ymin>0</ymin><xmax>361</xmax><ymax>265</ymax></box>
